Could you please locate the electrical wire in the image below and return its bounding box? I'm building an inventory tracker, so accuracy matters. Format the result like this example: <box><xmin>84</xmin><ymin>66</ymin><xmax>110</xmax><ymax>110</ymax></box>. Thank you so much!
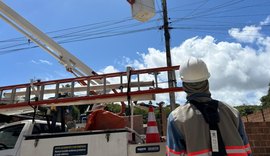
<box><xmin>0</xmin><ymin>0</ymin><xmax>269</xmax><ymax>55</ymax></box>
<box><xmin>170</xmin><ymin>0</ymin><xmax>270</xmax><ymax>23</ymax></box>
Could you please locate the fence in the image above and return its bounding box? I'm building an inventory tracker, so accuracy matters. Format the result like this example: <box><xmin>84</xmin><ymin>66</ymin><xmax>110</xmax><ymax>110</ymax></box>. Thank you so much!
<box><xmin>242</xmin><ymin>108</ymin><xmax>270</xmax><ymax>156</ymax></box>
<box><xmin>242</xmin><ymin>108</ymin><xmax>270</xmax><ymax>122</ymax></box>
<box><xmin>244</xmin><ymin>122</ymin><xmax>270</xmax><ymax>156</ymax></box>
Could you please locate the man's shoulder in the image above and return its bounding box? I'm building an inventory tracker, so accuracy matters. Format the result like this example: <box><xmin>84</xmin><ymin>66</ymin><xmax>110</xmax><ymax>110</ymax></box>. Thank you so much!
<box><xmin>217</xmin><ymin>100</ymin><xmax>240</xmax><ymax>116</ymax></box>
<box><xmin>169</xmin><ymin>103</ymin><xmax>194</xmax><ymax>120</ymax></box>
<box><xmin>173</xmin><ymin>103</ymin><xmax>192</xmax><ymax>112</ymax></box>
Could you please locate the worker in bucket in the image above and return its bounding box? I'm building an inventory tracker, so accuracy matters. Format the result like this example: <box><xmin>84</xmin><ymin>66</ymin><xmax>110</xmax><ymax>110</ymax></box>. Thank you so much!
<box><xmin>166</xmin><ymin>57</ymin><xmax>251</xmax><ymax>156</ymax></box>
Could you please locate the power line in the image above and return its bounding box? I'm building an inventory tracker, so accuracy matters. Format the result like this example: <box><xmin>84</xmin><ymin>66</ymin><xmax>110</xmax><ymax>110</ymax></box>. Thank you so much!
<box><xmin>0</xmin><ymin>0</ymin><xmax>269</xmax><ymax>55</ymax></box>
<box><xmin>0</xmin><ymin>16</ymin><xmax>161</xmax><ymax>52</ymax></box>
<box><xmin>170</xmin><ymin>0</ymin><xmax>270</xmax><ymax>23</ymax></box>
<box><xmin>0</xmin><ymin>26</ymin><xmax>159</xmax><ymax>55</ymax></box>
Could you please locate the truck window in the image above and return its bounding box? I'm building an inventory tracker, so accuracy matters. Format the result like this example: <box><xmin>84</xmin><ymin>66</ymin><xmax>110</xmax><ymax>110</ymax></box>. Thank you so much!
<box><xmin>32</xmin><ymin>123</ymin><xmax>62</xmax><ymax>134</ymax></box>
<box><xmin>0</xmin><ymin>124</ymin><xmax>25</xmax><ymax>150</ymax></box>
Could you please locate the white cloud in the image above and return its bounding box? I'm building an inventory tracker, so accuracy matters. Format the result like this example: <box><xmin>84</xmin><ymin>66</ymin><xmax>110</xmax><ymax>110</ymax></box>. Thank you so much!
<box><xmin>31</xmin><ymin>59</ymin><xmax>53</xmax><ymax>65</ymax></box>
<box><xmin>100</xmin><ymin>21</ymin><xmax>270</xmax><ymax>106</ymax></box>
<box><xmin>100</xmin><ymin>65</ymin><xmax>119</xmax><ymax>74</ymax></box>
<box><xmin>99</xmin><ymin>65</ymin><xmax>122</xmax><ymax>85</ymax></box>
<box><xmin>39</xmin><ymin>59</ymin><xmax>53</xmax><ymax>65</ymax></box>
<box><xmin>260</xmin><ymin>16</ymin><xmax>270</xmax><ymax>26</ymax></box>
<box><xmin>184</xmin><ymin>37</ymin><xmax>269</xmax><ymax>105</ymax></box>
<box><xmin>105</xmin><ymin>38</ymin><xmax>269</xmax><ymax>106</ymax></box>
<box><xmin>228</xmin><ymin>25</ymin><xmax>262</xmax><ymax>43</ymax></box>
<box><xmin>140</xmin><ymin>48</ymin><xmax>167</xmax><ymax>68</ymax></box>
<box><xmin>31</xmin><ymin>60</ymin><xmax>38</xmax><ymax>64</ymax></box>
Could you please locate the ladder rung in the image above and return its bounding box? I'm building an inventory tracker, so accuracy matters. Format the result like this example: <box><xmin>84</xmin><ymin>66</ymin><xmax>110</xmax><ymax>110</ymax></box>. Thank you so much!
<box><xmin>2</xmin><ymin>81</ymin><xmax>154</xmax><ymax>97</ymax></box>
<box><xmin>0</xmin><ymin>65</ymin><xmax>182</xmax><ymax>115</ymax></box>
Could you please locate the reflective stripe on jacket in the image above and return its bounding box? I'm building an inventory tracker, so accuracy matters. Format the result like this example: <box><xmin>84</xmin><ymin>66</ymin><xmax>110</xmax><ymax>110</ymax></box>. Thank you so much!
<box><xmin>166</xmin><ymin>101</ymin><xmax>252</xmax><ymax>156</ymax></box>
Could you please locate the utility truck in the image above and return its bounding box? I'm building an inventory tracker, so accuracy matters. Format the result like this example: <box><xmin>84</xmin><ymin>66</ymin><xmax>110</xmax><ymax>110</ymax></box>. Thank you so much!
<box><xmin>0</xmin><ymin>119</ymin><xmax>167</xmax><ymax>156</ymax></box>
<box><xmin>0</xmin><ymin>65</ymin><xmax>182</xmax><ymax>156</ymax></box>
<box><xmin>0</xmin><ymin>1</ymin><xmax>183</xmax><ymax>156</ymax></box>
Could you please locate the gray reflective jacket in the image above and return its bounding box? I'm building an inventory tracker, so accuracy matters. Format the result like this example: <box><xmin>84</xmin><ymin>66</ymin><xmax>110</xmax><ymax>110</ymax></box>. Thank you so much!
<box><xmin>166</xmin><ymin>101</ymin><xmax>251</xmax><ymax>156</ymax></box>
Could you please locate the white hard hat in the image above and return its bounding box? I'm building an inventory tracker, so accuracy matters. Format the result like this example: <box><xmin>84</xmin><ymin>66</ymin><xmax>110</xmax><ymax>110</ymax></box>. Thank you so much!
<box><xmin>180</xmin><ymin>57</ymin><xmax>210</xmax><ymax>83</ymax></box>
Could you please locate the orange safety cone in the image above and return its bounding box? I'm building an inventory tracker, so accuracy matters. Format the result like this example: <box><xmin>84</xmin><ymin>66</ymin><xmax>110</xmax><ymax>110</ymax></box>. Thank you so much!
<box><xmin>146</xmin><ymin>105</ymin><xmax>161</xmax><ymax>143</ymax></box>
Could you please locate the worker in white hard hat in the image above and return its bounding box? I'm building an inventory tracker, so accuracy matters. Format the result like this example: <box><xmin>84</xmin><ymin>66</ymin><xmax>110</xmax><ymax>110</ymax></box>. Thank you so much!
<box><xmin>166</xmin><ymin>57</ymin><xmax>252</xmax><ymax>156</ymax></box>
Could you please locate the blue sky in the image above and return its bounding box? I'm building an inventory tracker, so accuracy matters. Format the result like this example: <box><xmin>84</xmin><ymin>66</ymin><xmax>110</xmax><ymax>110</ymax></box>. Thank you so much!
<box><xmin>1</xmin><ymin>0</ymin><xmax>270</xmax><ymax>105</ymax></box>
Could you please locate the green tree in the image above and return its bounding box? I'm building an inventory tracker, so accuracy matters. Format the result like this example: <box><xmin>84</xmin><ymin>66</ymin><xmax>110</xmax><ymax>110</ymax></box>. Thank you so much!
<box><xmin>234</xmin><ymin>105</ymin><xmax>261</xmax><ymax>116</ymax></box>
<box><xmin>134</xmin><ymin>106</ymin><xmax>148</xmax><ymax>123</ymax></box>
<box><xmin>260</xmin><ymin>83</ymin><xmax>270</xmax><ymax>108</ymax></box>
<box><xmin>106</xmin><ymin>103</ymin><xmax>121</xmax><ymax>113</ymax></box>
<box><xmin>70</xmin><ymin>105</ymin><xmax>80</xmax><ymax>120</ymax></box>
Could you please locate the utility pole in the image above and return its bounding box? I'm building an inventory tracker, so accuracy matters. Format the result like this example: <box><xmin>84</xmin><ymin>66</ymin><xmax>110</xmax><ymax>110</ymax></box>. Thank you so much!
<box><xmin>161</xmin><ymin>0</ymin><xmax>176</xmax><ymax>111</ymax></box>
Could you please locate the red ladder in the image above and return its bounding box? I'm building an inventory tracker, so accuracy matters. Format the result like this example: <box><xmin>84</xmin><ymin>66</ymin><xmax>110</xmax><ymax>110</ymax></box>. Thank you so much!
<box><xmin>0</xmin><ymin>66</ymin><xmax>183</xmax><ymax>115</ymax></box>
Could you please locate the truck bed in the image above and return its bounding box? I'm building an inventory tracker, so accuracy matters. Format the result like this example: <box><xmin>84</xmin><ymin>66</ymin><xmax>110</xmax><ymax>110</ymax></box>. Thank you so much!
<box><xmin>21</xmin><ymin>128</ymin><xmax>166</xmax><ymax>156</ymax></box>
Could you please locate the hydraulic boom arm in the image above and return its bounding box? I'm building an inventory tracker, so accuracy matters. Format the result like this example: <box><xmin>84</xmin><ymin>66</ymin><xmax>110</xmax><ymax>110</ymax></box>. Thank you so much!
<box><xmin>0</xmin><ymin>1</ymin><xmax>99</xmax><ymax>83</ymax></box>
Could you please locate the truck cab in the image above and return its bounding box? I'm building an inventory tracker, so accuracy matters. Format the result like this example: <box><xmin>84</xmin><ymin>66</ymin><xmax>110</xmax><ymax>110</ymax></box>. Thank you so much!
<box><xmin>0</xmin><ymin>120</ymin><xmax>62</xmax><ymax>156</ymax></box>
